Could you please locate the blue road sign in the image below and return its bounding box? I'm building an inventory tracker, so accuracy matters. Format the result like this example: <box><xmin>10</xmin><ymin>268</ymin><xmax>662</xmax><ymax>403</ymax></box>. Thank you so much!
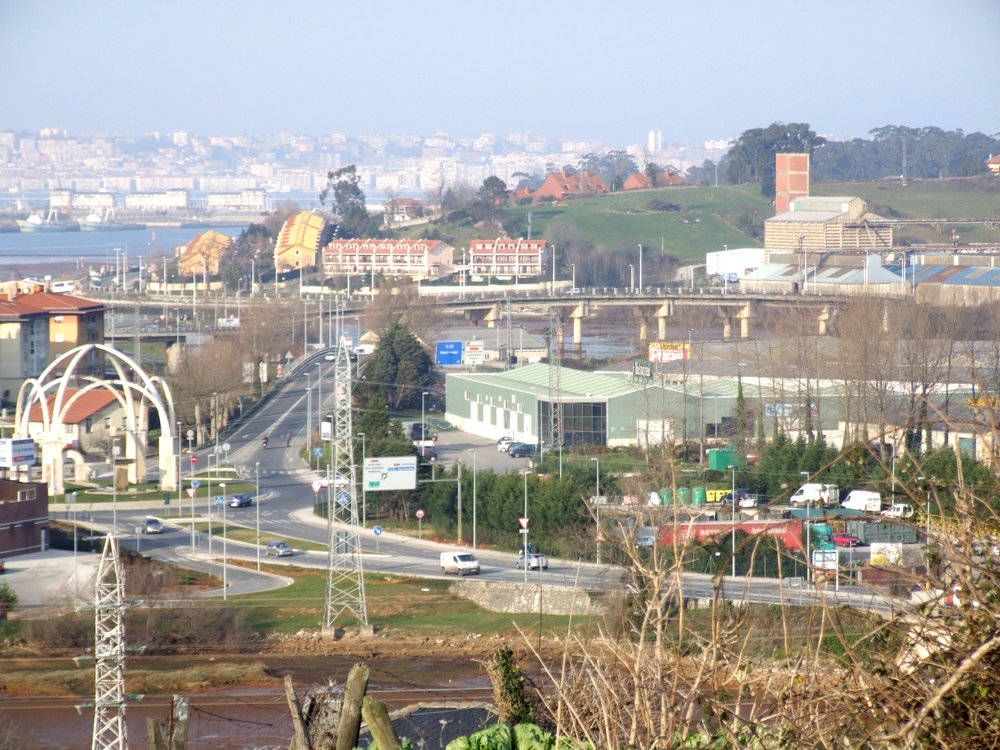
<box><xmin>435</xmin><ymin>340</ymin><xmax>463</xmax><ymax>366</ymax></box>
<box><xmin>336</xmin><ymin>491</ymin><xmax>350</xmax><ymax>506</ymax></box>
<box><xmin>214</xmin><ymin>496</ymin><xmax>224</xmax><ymax>506</ymax></box>
<box><xmin>191</xmin><ymin>479</ymin><xmax>200</xmax><ymax>489</ymax></box>
<box><xmin>313</xmin><ymin>447</ymin><xmax>323</xmax><ymax>457</ymax></box>
<box><xmin>373</xmin><ymin>525</ymin><xmax>383</xmax><ymax>536</ymax></box>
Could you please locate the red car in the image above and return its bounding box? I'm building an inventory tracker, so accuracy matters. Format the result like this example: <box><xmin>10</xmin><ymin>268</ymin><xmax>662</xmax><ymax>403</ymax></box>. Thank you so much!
<box><xmin>833</xmin><ymin>532</ymin><xmax>862</xmax><ymax>547</ymax></box>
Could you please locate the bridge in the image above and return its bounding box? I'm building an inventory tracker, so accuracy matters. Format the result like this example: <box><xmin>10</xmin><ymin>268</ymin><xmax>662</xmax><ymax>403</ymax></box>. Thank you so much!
<box><xmin>99</xmin><ymin>285</ymin><xmax>878</xmax><ymax>353</ymax></box>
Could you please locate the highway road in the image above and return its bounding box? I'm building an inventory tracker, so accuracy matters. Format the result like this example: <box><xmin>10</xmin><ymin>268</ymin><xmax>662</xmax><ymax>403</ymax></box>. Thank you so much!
<box><xmin>67</xmin><ymin>348</ymin><xmax>904</xmax><ymax>616</ymax></box>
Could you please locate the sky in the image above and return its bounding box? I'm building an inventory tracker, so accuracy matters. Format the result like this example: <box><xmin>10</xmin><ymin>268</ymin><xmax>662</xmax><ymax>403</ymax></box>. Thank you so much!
<box><xmin>2</xmin><ymin>0</ymin><xmax>999</xmax><ymax>147</ymax></box>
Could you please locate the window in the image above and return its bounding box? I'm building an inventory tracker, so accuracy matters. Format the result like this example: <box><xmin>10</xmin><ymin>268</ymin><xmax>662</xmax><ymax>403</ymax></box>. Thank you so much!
<box><xmin>85</xmin><ymin>418</ymin><xmax>93</xmax><ymax>434</ymax></box>
<box><xmin>104</xmin><ymin>416</ymin><xmax>111</xmax><ymax>429</ymax></box>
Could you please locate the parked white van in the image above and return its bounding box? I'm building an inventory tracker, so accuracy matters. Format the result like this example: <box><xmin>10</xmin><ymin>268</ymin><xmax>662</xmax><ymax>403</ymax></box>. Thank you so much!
<box><xmin>882</xmin><ymin>503</ymin><xmax>914</xmax><ymax>519</ymax></box>
<box><xmin>842</xmin><ymin>490</ymin><xmax>882</xmax><ymax>513</ymax></box>
<box><xmin>439</xmin><ymin>551</ymin><xmax>480</xmax><ymax>575</ymax></box>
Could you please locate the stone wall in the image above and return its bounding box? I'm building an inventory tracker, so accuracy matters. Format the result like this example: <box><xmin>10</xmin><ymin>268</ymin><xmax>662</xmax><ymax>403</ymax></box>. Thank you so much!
<box><xmin>451</xmin><ymin>579</ymin><xmax>612</xmax><ymax>616</ymax></box>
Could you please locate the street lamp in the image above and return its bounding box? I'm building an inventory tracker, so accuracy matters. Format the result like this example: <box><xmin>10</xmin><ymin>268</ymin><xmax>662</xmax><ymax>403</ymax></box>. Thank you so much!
<box><xmin>522</xmin><ymin>469</ymin><xmax>530</xmax><ymax>584</ymax></box>
<box><xmin>111</xmin><ymin>438</ymin><xmax>120</xmax><ymax>536</ymax></box>
<box><xmin>420</xmin><ymin>391</ymin><xmax>430</xmax><ymax>457</ymax></box>
<box><xmin>220</xmin><ymin>482</ymin><xmax>227</xmax><ymax>601</ymax></box>
<box><xmin>358</xmin><ymin>432</ymin><xmax>366</xmax><ymax>527</ymax></box>
<box><xmin>628</xmin><ymin>264</ymin><xmax>635</xmax><ymax>293</ymax></box>
<box><xmin>730</xmin><ymin>465</ymin><xmax>737</xmax><ymax>577</ymax></box>
<box><xmin>571</xmin><ymin>263</ymin><xmax>576</xmax><ymax>291</ymax></box>
<box><xmin>917</xmin><ymin>476</ymin><xmax>932</xmax><ymax>541</ymax></box>
<box><xmin>800</xmin><ymin>470</ymin><xmax>810</xmax><ymax>582</ymax></box>
<box><xmin>306</xmin><ymin>372</ymin><xmax>312</xmax><ymax>459</ymax></box>
<box><xmin>591</xmin><ymin>457</ymin><xmax>601</xmax><ymax>565</ymax></box>
<box><xmin>466</xmin><ymin>449</ymin><xmax>478</xmax><ymax>549</ymax></box>
<box><xmin>255</xmin><ymin>461</ymin><xmax>261</xmax><ymax>572</ymax></box>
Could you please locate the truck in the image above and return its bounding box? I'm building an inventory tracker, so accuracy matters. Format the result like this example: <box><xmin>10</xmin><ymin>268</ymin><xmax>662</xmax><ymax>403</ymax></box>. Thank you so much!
<box><xmin>439</xmin><ymin>551</ymin><xmax>480</xmax><ymax>575</ymax></box>
<box><xmin>790</xmin><ymin>483</ymin><xmax>840</xmax><ymax>506</ymax></box>
<box><xmin>842</xmin><ymin>490</ymin><xmax>882</xmax><ymax>513</ymax></box>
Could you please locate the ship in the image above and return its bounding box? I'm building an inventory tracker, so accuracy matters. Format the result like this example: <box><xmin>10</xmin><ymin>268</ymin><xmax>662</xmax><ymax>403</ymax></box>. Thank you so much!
<box><xmin>17</xmin><ymin>209</ymin><xmax>79</xmax><ymax>233</ymax></box>
<box><xmin>79</xmin><ymin>208</ymin><xmax>144</xmax><ymax>232</ymax></box>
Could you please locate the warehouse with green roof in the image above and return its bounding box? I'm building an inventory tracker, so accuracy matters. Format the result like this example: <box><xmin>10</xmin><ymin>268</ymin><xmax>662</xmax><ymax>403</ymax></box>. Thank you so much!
<box><xmin>444</xmin><ymin>363</ymin><xmax>846</xmax><ymax>449</ymax></box>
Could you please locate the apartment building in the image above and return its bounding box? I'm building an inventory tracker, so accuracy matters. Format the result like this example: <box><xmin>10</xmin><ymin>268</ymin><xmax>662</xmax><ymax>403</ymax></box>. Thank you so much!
<box><xmin>322</xmin><ymin>239</ymin><xmax>454</xmax><ymax>280</ymax></box>
<box><xmin>468</xmin><ymin>238</ymin><xmax>547</xmax><ymax>279</ymax></box>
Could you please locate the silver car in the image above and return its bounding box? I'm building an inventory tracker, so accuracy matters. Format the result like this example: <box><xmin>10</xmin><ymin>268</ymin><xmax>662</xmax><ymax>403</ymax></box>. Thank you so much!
<box><xmin>515</xmin><ymin>551</ymin><xmax>548</xmax><ymax>570</ymax></box>
<box><xmin>265</xmin><ymin>540</ymin><xmax>293</xmax><ymax>557</ymax></box>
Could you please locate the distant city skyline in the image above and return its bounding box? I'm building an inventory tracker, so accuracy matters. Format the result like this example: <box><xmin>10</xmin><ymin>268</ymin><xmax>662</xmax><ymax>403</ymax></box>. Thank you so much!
<box><xmin>2</xmin><ymin>1</ymin><xmax>999</xmax><ymax>146</ymax></box>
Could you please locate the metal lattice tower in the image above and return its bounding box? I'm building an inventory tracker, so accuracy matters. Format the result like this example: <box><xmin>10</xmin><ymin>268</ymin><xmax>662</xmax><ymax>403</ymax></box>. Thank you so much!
<box><xmin>324</xmin><ymin>343</ymin><xmax>368</xmax><ymax>629</ymax></box>
<box><xmin>92</xmin><ymin>535</ymin><xmax>126</xmax><ymax>750</ymax></box>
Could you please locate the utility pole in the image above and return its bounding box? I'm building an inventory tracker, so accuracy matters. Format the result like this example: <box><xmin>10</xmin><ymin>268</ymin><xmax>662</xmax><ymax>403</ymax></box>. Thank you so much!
<box><xmin>324</xmin><ymin>341</ymin><xmax>368</xmax><ymax>630</ymax></box>
<box><xmin>92</xmin><ymin>535</ymin><xmax>127</xmax><ymax>750</ymax></box>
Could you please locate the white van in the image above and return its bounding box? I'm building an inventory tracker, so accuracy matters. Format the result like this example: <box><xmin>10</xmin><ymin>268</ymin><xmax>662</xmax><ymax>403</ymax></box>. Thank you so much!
<box><xmin>882</xmin><ymin>503</ymin><xmax>914</xmax><ymax>519</ymax></box>
<box><xmin>843</xmin><ymin>490</ymin><xmax>882</xmax><ymax>513</ymax></box>
<box><xmin>790</xmin><ymin>483</ymin><xmax>839</xmax><ymax>506</ymax></box>
<box><xmin>440</xmin><ymin>551</ymin><xmax>480</xmax><ymax>575</ymax></box>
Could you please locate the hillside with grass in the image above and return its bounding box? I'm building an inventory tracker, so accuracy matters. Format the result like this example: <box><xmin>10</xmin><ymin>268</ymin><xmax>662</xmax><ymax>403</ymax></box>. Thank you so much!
<box><xmin>393</xmin><ymin>177</ymin><xmax>1000</xmax><ymax>269</ymax></box>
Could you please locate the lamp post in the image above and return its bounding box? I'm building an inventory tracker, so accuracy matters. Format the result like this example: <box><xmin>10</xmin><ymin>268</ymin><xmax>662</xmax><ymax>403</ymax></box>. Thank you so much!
<box><xmin>316</xmin><ymin>362</ymin><xmax>323</xmax><ymax>435</ymax></box>
<box><xmin>801</xmin><ymin>470</ymin><xmax>810</xmax><ymax>582</ymax></box>
<box><xmin>591</xmin><ymin>457</ymin><xmax>601</xmax><ymax>565</ymax></box>
<box><xmin>730</xmin><ymin>465</ymin><xmax>737</xmax><ymax>577</ymax></box>
<box><xmin>421</xmin><ymin>391</ymin><xmax>430</xmax><ymax>457</ymax></box>
<box><xmin>111</xmin><ymin>439</ymin><xmax>120</xmax><ymax>536</ymax></box>
<box><xmin>522</xmin><ymin>470</ymin><xmax>530</xmax><ymax>584</ymax></box>
<box><xmin>255</xmin><ymin>461</ymin><xmax>261</xmax><ymax>572</ymax></box>
<box><xmin>466</xmin><ymin>449</ymin><xmax>478</xmax><ymax>549</ymax></box>
<box><xmin>628</xmin><ymin>264</ymin><xmax>635</xmax><ymax>293</ymax></box>
<box><xmin>358</xmin><ymin>432</ymin><xmax>366</xmax><ymax>527</ymax></box>
<box><xmin>306</xmin><ymin>372</ymin><xmax>312</xmax><ymax>460</ymax></box>
<box><xmin>457</xmin><ymin>461</ymin><xmax>463</xmax><ymax>545</ymax></box>
<box><xmin>638</xmin><ymin>243</ymin><xmax>643</xmax><ymax>292</ymax></box>
<box><xmin>220</xmin><ymin>483</ymin><xmax>227</xmax><ymax>600</ymax></box>
<box><xmin>571</xmin><ymin>263</ymin><xmax>576</xmax><ymax>291</ymax></box>
<box><xmin>918</xmin><ymin>475</ymin><xmax>932</xmax><ymax>541</ymax></box>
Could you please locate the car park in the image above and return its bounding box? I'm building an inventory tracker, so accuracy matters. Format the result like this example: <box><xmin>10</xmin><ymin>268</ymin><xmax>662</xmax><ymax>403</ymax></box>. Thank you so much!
<box><xmin>833</xmin><ymin>532</ymin><xmax>862</xmax><ymax>547</ymax></box>
<box><xmin>516</xmin><ymin>551</ymin><xmax>548</xmax><ymax>570</ymax></box>
<box><xmin>142</xmin><ymin>517</ymin><xmax>163</xmax><ymax>534</ymax></box>
<box><xmin>265</xmin><ymin>540</ymin><xmax>293</xmax><ymax>557</ymax></box>
<box><xmin>228</xmin><ymin>493</ymin><xmax>253</xmax><ymax>508</ymax></box>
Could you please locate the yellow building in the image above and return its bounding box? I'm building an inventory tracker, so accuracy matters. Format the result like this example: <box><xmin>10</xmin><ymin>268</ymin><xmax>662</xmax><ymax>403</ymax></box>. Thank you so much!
<box><xmin>177</xmin><ymin>231</ymin><xmax>233</xmax><ymax>277</ymax></box>
<box><xmin>275</xmin><ymin>211</ymin><xmax>327</xmax><ymax>274</ymax></box>
<box><xmin>764</xmin><ymin>196</ymin><xmax>894</xmax><ymax>257</ymax></box>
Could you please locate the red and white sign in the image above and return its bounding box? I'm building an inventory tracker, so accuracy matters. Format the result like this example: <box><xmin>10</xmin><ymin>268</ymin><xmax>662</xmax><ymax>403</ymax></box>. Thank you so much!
<box><xmin>186</xmin><ymin>488</ymin><xmax>196</xmax><ymax>499</ymax></box>
<box><xmin>415</xmin><ymin>509</ymin><xmax>425</xmax><ymax>520</ymax></box>
<box><xmin>191</xmin><ymin>456</ymin><xmax>199</xmax><ymax>464</ymax></box>
<box><xmin>518</xmin><ymin>516</ymin><xmax>530</xmax><ymax>529</ymax></box>
<box><xmin>311</xmin><ymin>481</ymin><xmax>324</xmax><ymax>494</ymax></box>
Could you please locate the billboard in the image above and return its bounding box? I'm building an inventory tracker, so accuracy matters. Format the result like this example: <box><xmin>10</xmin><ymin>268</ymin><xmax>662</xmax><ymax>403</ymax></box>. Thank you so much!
<box><xmin>648</xmin><ymin>341</ymin><xmax>689</xmax><ymax>363</ymax></box>
<box><xmin>0</xmin><ymin>438</ymin><xmax>36</xmax><ymax>468</ymax></box>
<box><xmin>435</xmin><ymin>341</ymin><xmax>464</xmax><ymax>366</ymax></box>
<box><xmin>869</xmin><ymin>542</ymin><xmax>903</xmax><ymax>566</ymax></box>
<box><xmin>630</xmin><ymin>359</ymin><xmax>654</xmax><ymax>383</ymax></box>
<box><xmin>363</xmin><ymin>456</ymin><xmax>417</xmax><ymax>491</ymax></box>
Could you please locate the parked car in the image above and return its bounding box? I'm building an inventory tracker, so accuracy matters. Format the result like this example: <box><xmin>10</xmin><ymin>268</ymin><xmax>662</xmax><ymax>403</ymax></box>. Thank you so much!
<box><xmin>833</xmin><ymin>532</ymin><xmax>862</xmax><ymax>547</ymax></box>
<box><xmin>265</xmin><ymin>540</ymin><xmax>293</xmax><ymax>557</ymax></box>
<box><xmin>429</xmin><ymin>418</ymin><xmax>454</xmax><ymax>431</ymax></box>
<box><xmin>509</xmin><ymin>442</ymin><xmax>540</xmax><ymax>458</ymax></box>
<box><xmin>228</xmin><ymin>493</ymin><xmax>253</xmax><ymax>508</ymax></box>
<box><xmin>409</xmin><ymin>422</ymin><xmax>432</xmax><ymax>441</ymax></box>
<box><xmin>419</xmin><ymin>447</ymin><xmax>439</xmax><ymax>462</ymax></box>
<box><xmin>882</xmin><ymin>503</ymin><xmax>914</xmax><ymax>519</ymax></box>
<box><xmin>496</xmin><ymin>436</ymin><xmax>515</xmax><ymax>452</ymax></box>
<box><xmin>142</xmin><ymin>517</ymin><xmax>163</xmax><ymax>534</ymax></box>
<box><xmin>516</xmin><ymin>551</ymin><xmax>549</xmax><ymax>570</ymax></box>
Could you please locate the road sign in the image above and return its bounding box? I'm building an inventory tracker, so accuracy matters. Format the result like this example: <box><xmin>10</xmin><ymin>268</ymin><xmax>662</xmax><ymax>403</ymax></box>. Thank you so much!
<box><xmin>214</xmin><ymin>496</ymin><xmax>224</xmax><ymax>506</ymax></box>
<box><xmin>191</xmin><ymin>479</ymin><xmax>200</xmax><ymax>489</ymax></box>
<box><xmin>363</xmin><ymin>456</ymin><xmax>417</xmax><ymax>491</ymax></box>
<box><xmin>373</xmin><ymin>525</ymin><xmax>383</xmax><ymax>536</ymax></box>
<box><xmin>518</xmin><ymin>516</ymin><xmax>530</xmax><ymax>529</ymax></box>
<box><xmin>186</xmin><ymin>488</ymin><xmax>196</xmax><ymax>499</ymax></box>
<box><xmin>336</xmin><ymin>491</ymin><xmax>350</xmax><ymax>506</ymax></box>
<box><xmin>311</xmin><ymin>480</ymin><xmax>324</xmax><ymax>494</ymax></box>
<box><xmin>191</xmin><ymin>456</ymin><xmax>199</xmax><ymax>464</ymax></box>
<box><xmin>415</xmin><ymin>509</ymin><xmax>425</xmax><ymax>520</ymax></box>
<box><xmin>222</xmin><ymin>442</ymin><xmax>231</xmax><ymax>453</ymax></box>
<box><xmin>313</xmin><ymin>447</ymin><xmax>323</xmax><ymax>457</ymax></box>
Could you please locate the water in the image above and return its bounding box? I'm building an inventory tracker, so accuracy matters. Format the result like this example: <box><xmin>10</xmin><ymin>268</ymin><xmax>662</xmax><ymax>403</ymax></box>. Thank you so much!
<box><xmin>0</xmin><ymin>225</ymin><xmax>248</xmax><ymax>272</ymax></box>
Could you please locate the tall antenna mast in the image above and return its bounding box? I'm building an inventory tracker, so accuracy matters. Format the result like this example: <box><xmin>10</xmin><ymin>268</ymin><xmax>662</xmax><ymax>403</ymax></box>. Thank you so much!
<box><xmin>324</xmin><ymin>339</ymin><xmax>368</xmax><ymax>630</ymax></box>
<box><xmin>92</xmin><ymin>535</ymin><xmax>127</xmax><ymax>750</ymax></box>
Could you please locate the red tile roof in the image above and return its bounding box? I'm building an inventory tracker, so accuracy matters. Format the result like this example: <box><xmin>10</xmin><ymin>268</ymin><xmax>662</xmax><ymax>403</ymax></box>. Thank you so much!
<box><xmin>27</xmin><ymin>388</ymin><xmax>121</xmax><ymax>425</ymax></box>
<box><xmin>5</xmin><ymin>291</ymin><xmax>105</xmax><ymax>313</ymax></box>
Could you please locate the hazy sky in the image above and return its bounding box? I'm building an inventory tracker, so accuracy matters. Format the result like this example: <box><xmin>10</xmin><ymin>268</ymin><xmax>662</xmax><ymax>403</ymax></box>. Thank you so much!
<box><xmin>2</xmin><ymin>0</ymin><xmax>998</xmax><ymax>146</ymax></box>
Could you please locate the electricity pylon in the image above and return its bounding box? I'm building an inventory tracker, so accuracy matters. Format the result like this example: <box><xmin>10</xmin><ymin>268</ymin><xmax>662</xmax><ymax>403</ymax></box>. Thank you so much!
<box><xmin>92</xmin><ymin>534</ymin><xmax>126</xmax><ymax>750</ymax></box>
<box><xmin>323</xmin><ymin>343</ymin><xmax>368</xmax><ymax>629</ymax></box>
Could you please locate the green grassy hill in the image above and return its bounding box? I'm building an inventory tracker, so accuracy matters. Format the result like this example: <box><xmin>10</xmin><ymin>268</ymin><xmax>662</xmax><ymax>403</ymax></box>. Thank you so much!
<box><xmin>393</xmin><ymin>178</ymin><xmax>1000</xmax><ymax>264</ymax></box>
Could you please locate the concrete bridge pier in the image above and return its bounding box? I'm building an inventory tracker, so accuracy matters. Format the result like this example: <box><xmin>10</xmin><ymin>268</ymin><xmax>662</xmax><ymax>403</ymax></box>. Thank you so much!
<box><xmin>465</xmin><ymin>303</ymin><xmax>501</xmax><ymax>328</ymax></box>
<box><xmin>638</xmin><ymin>315</ymin><xmax>650</xmax><ymax>349</ymax></box>
<box><xmin>818</xmin><ymin>304</ymin><xmax>832</xmax><ymax>336</ymax></box>
<box><xmin>722</xmin><ymin>303</ymin><xmax>754</xmax><ymax>339</ymax></box>
<box><xmin>573</xmin><ymin>316</ymin><xmax>583</xmax><ymax>354</ymax></box>
<box><xmin>654</xmin><ymin>301</ymin><xmax>673</xmax><ymax>341</ymax></box>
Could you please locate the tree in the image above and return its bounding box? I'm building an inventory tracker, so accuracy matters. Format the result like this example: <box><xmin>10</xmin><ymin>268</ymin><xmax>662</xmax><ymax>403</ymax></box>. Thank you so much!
<box><xmin>356</xmin><ymin>323</ymin><xmax>435</xmax><ymax>410</ymax></box>
<box><xmin>319</xmin><ymin>165</ymin><xmax>371</xmax><ymax>238</ymax></box>
<box><xmin>725</xmin><ymin>122</ymin><xmax>825</xmax><ymax>198</ymax></box>
<box><xmin>473</xmin><ymin>176</ymin><xmax>509</xmax><ymax>228</ymax></box>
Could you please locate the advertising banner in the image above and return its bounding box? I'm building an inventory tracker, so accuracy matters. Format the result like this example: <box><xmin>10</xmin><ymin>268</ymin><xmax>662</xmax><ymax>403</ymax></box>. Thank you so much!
<box><xmin>0</xmin><ymin>438</ymin><xmax>36</xmax><ymax>468</ymax></box>
<box><xmin>648</xmin><ymin>341</ymin><xmax>690</xmax><ymax>363</ymax></box>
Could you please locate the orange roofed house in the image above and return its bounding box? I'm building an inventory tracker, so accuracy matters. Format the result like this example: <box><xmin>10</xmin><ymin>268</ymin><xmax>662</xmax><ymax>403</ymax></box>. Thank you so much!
<box><xmin>275</xmin><ymin>211</ymin><xmax>328</xmax><ymax>275</ymax></box>
<box><xmin>530</xmin><ymin>170</ymin><xmax>609</xmax><ymax>203</ymax></box>
<box><xmin>468</xmin><ymin>239</ymin><xmax>547</xmax><ymax>279</ymax></box>
<box><xmin>322</xmin><ymin>239</ymin><xmax>454</xmax><ymax>281</ymax></box>
<box><xmin>622</xmin><ymin>166</ymin><xmax>685</xmax><ymax>191</ymax></box>
<box><xmin>24</xmin><ymin>388</ymin><xmax>133</xmax><ymax>453</ymax></box>
<box><xmin>177</xmin><ymin>230</ymin><xmax>233</xmax><ymax>277</ymax></box>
